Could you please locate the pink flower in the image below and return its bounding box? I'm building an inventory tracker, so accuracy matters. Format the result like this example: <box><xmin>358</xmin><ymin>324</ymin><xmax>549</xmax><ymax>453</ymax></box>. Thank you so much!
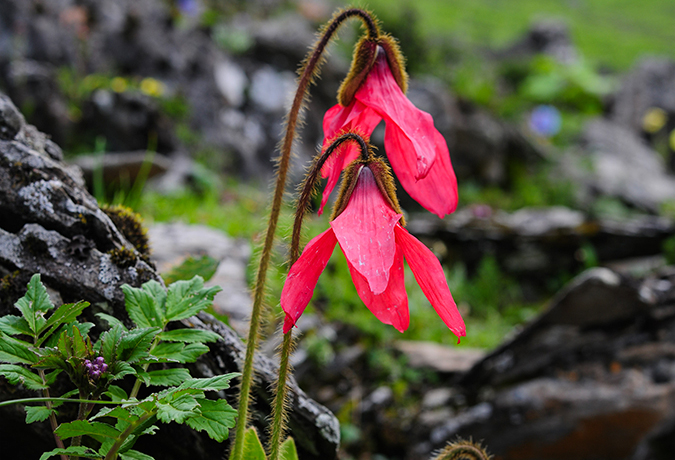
<box><xmin>319</xmin><ymin>51</ymin><xmax>458</xmax><ymax>219</ymax></box>
<box><xmin>281</xmin><ymin>164</ymin><xmax>465</xmax><ymax>339</ymax></box>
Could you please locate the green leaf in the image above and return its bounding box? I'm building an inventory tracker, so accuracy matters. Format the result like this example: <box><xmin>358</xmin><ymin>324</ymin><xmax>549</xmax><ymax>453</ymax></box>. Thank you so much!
<box><xmin>179</xmin><ymin>373</ymin><xmax>239</xmax><ymax>392</ymax></box>
<box><xmin>120</xmin><ymin>450</ymin><xmax>155</xmax><ymax>460</ymax></box>
<box><xmin>16</xmin><ymin>274</ymin><xmax>53</xmax><ymax>336</ymax></box>
<box><xmin>96</xmin><ymin>313</ymin><xmax>126</xmax><ymax>330</ymax></box>
<box><xmin>0</xmin><ymin>332</ymin><xmax>38</xmax><ymax>364</ymax></box>
<box><xmin>279</xmin><ymin>436</ymin><xmax>300</xmax><ymax>460</ymax></box>
<box><xmin>150</xmin><ymin>342</ymin><xmax>209</xmax><ymax>363</ymax></box>
<box><xmin>69</xmin><ymin>325</ymin><xmax>89</xmax><ymax>359</ymax></box>
<box><xmin>25</xmin><ymin>405</ymin><xmax>56</xmax><ymax>424</ymax></box>
<box><xmin>97</xmin><ymin>325</ymin><xmax>125</xmax><ymax>364</ymax></box>
<box><xmin>39</xmin><ymin>446</ymin><xmax>103</xmax><ymax>460</ymax></box>
<box><xmin>158</xmin><ymin>329</ymin><xmax>221</xmax><ymax>343</ymax></box>
<box><xmin>185</xmin><ymin>398</ymin><xmax>237</xmax><ymax>442</ymax></box>
<box><xmin>108</xmin><ymin>361</ymin><xmax>136</xmax><ymax>381</ymax></box>
<box><xmin>117</xmin><ymin>327</ymin><xmax>161</xmax><ymax>363</ymax></box>
<box><xmin>0</xmin><ymin>315</ymin><xmax>32</xmax><ymax>336</ymax></box>
<box><xmin>137</xmin><ymin>368</ymin><xmax>191</xmax><ymax>387</ymax></box>
<box><xmin>104</xmin><ymin>385</ymin><xmax>129</xmax><ymax>402</ymax></box>
<box><xmin>37</xmin><ymin>301</ymin><xmax>90</xmax><ymax>346</ymax></box>
<box><xmin>164</xmin><ymin>277</ymin><xmax>221</xmax><ymax>322</ymax></box>
<box><xmin>242</xmin><ymin>427</ymin><xmax>266</xmax><ymax>460</ymax></box>
<box><xmin>54</xmin><ymin>420</ymin><xmax>121</xmax><ymax>441</ymax></box>
<box><xmin>51</xmin><ymin>389</ymin><xmax>78</xmax><ymax>408</ymax></box>
<box><xmin>0</xmin><ymin>364</ymin><xmax>47</xmax><ymax>389</ymax></box>
<box><xmin>123</xmin><ymin>281</ymin><xmax>166</xmax><ymax>328</ymax></box>
<box><xmin>156</xmin><ymin>393</ymin><xmax>200</xmax><ymax>424</ymax></box>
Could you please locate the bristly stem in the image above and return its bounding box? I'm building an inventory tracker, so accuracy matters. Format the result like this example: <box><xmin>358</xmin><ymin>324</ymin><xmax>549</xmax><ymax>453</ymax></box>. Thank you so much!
<box><xmin>38</xmin><ymin>369</ymin><xmax>68</xmax><ymax>460</ymax></box>
<box><xmin>267</xmin><ymin>133</ymin><xmax>369</xmax><ymax>460</ymax></box>
<box><xmin>229</xmin><ymin>8</ymin><xmax>379</xmax><ymax>460</ymax></box>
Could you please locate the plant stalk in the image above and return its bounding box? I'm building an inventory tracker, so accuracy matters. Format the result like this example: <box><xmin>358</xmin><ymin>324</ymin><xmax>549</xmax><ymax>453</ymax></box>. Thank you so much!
<box><xmin>38</xmin><ymin>368</ymin><xmax>68</xmax><ymax>460</ymax></box>
<box><xmin>229</xmin><ymin>8</ymin><xmax>378</xmax><ymax>460</ymax></box>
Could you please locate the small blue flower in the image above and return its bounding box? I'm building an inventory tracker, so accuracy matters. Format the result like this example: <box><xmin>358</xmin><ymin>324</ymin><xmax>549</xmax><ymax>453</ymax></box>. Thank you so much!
<box><xmin>529</xmin><ymin>105</ymin><xmax>562</xmax><ymax>137</ymax></box>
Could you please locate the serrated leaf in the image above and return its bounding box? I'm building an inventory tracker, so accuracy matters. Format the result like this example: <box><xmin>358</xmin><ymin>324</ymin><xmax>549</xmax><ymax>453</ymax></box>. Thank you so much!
<box><xmin>120</xmin><ymin>450</ymin><xmax>155</xmax><ymax>460</ymax></box>
<box><xmin>37</xmin><ymin>301</ymin><xmax>90</xmax><ymax>346</ymax></box>
<box><xmin>137</xmin><ymin>368</ymin><xmax>191</xmax><ymax>387</ymax></box>
<box><xmin>69</xmin><ymin>325</ymin><xmax>89</xmax><ymax>359</ymax></box>
<box><xmin>104</xmin><ymin>385</ymin><xmax>129</xmax><ymax>402</ymax></box>
<box><xmin>149</xmin><ymin>342</ymin><xmax>209</xmax><ymax>364</ymax></box>
<box><xmin>16</xmin><ymin>274</ymin><xmax>52</xmax><ymax>336</ymax></box>
<box><xmin>33</xmin><ymin>346</ymin><xmax>68</xmax><ymax>371</ymax></box>
<box><xmin>43</xmin><ymin>369</ymin><xmax>62</xmax><ymax>385</ymax></box>
<box><xmin>0</xmin><ymin>332</ymin><xmax>38</xmax><ymax>364</ymax></box>
<box><xmin>0</xmin><ymin>364</ymin><xmax>47</xmax><ymax>389</ymax></box>
<box><xmin>39</xmin><ymin>446</ymin><xmax>103</xmax><ymax>460</ymax></box>
<box><xmin>97</xmin><ymin>325</ymin><xmax>125</xmax><ymax>365</ymax></box>
<box><xmin>156</xmin><ymin>393</ymin><xmax>200</xmax><ymax>424</ymax></box>
<box><xmin>242</xmin><ymin>427</ymin><xmax>266</xmax><ymax>460</ymax></box>
<box><xmin>162</xmin><ymin>254</ymin><xmax>219</xmax><ymax>285</ymax></box>
<box><xmin>179</xmin><ymin>373</ymin><xmax>239</xmax><ymax>392</ymax></box>
<box><xmin>55</xmin><ymin>420</ymin><xmax>121</xmax><ymax>441</ymax></box>
<box><xmin>108</xmin><ymin>361</ymin><xmax>136</xmax><ymax>381</ymax></box>
<box><xmin>51</xmin><ymin>389</ymin><xmax>79</xmax><ymax>408</ymax></box>
<box><xmin>92</xmin><ymin>406</ymin><xmax>139</xmax><ymax>424</ymax></box>
<box><xmin>25</xmin><ymin>405</ymin><xmax>56</xmax><ymax>424</ymax></box>
<box><xmin>165</xmin><ymin>277</ymin><xmax>221</xmax><ymax>322</ymax></box>
<box><xmin>185</xmin><ymin>398</ymin><xmax>237</xmax><ymax>442</ymax></box>
<box><xmin>118</xmin><ymin>327</ymin><xmax>160</xmax><ymax>363</ymax></box>
<box><xmin>123</xmin><ymin>282</ymin><xmax>166</xmax><ymax>328</ymax></box>
<box><xmin>280</xmin><ymin>436</ymin><xmax>300</xmax><ymax>460</ymax></box>
<box><xmin>96</xmin><ymin>313</ymin><xmax>126</xmax><ymax>330</ymax></box>
<box><xmin>0</xmin><ymin>315</ymin><xmax>32</xmax><ymax>336</ymax></box>
<box><xmin>158</xmin><ymin>329</ymin><xmax>221</xmax><ymax>343</ymax></box>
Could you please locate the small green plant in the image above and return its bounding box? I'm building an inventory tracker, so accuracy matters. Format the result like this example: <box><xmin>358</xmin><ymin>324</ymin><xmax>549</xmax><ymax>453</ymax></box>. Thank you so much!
<box><xmin>0</xmin><ymin>274</ymin><xmax>238</xmax><ymax>460</ymax></box>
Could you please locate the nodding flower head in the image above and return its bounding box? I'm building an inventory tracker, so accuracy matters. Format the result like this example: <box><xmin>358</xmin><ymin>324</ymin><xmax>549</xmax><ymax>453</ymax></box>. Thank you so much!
<box><xmin>320</xmin><ymin>42</ymin><xmax>457</xmax><ymax>219</ymax></box>
<box><xmin>84</xmin><ymin>356</ymin><xmax>108</xmax><ymax>380</ymax></box>
<box><xmin>281</xmin><ymin>157</ymin><xmax>465</xmax><ymax>339</ymax></box>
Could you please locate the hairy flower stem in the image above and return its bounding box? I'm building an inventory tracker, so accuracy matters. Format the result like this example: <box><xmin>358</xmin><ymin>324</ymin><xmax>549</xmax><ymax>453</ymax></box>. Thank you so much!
<box><xmin>267</xmin><ymin>133</ymin><xmax>370</xmax><ymax>460</ymax></box>
<box><xmin>229</xmin><ymin>9</ymin><xmax>378</xmax><ymax>460</ymax></box>
<box><xmin>38</xmin><ymin>362</ymin><xmax>68</xmax><ymax>460</ymax></box>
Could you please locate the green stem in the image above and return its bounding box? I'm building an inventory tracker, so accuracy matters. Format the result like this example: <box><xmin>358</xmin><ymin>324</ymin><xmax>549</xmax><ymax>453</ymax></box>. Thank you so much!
<box><xmin>38</xmin><ymin>369</ymin><xmax>68</xmax><ymax>460</ymax></box>
<box><xmin>228</xmin><ymin>9</ymin><xmax>378</xmax><ymax>460</ymax></box>
<box><xmin>0</xmin><ymin>397</ymin><xmax>126</xmax><ymax>408</ymax></box>
<box><xmin>268</xmin><ymin>133</ymin><xmax>370</xmax><ymax>460</ymax></box>
<box><xmin>103</xmin><ymin>411</ymin><xmax>155</xmax><ymax>460</ymax></box>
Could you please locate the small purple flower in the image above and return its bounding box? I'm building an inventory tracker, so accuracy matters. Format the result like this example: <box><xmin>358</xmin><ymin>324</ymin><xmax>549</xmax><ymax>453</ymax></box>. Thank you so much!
<box><xmin>529</xmin><ymin>105</ymin><xmax>562</xmax><ymax>137</ymax></box>
<box><xmin>84</xmin><ymin>357</ymin><xmax>108</xmax><ymax>380</ymax></box>
<box><xmin>177</xmin><ymin>0</ymin><xmax>199</xmax><ymax>17</ymax></box>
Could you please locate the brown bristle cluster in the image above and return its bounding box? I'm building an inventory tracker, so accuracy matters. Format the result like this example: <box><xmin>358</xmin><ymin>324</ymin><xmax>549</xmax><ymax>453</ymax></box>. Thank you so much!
<box><xmin>378</xmin><ymin>34</ymin><xmax>408</xmax><ymax>94</ymax></box>
<box><xmin>432</xmin><ymin>439</ymin><xmax>492</xmax><ymax>460</ymax></box>
<box><xmin>107</xmin><ymin>247</ymin><xmax>138</xmax><ymax>269</ymax></box>
<box><xmin>102</xmin><ymin>205</ymin><xmax>151</xmax><ymax>257</ymax></box>
<box><xmin>331</xmin><ymin>156</ymin><xmax>405</xmax><ymax>226</ymax></box>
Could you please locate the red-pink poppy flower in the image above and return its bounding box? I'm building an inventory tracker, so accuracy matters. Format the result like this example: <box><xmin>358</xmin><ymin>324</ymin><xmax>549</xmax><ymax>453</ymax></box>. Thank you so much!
<box><xmin>319</xmin><ymin>51</ymin><xmax>458</xmax><ymax>219</ymax></box>
<box><xmin>281</xmin><ymin>164</ymin><xmax>465</xmax><ymax>339</ymax></box>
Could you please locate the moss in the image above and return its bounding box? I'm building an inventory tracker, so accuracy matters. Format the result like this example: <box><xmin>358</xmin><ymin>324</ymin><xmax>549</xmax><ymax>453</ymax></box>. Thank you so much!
<box><xmin>102</xmin><ymin>205</ymin><xmax>151</xmax><ymax>257</ymax></box>
<box><xmin>107</xmin><ymin>247</ymin><xmax>138</xmax><ymax>269</ymax></box>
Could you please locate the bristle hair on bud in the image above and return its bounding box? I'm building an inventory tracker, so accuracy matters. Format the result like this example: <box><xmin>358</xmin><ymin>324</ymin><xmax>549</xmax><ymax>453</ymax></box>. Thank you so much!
<box><xmin>431</xmin><ymin>439</ymin><xmax>492</xmax><ymax>460</ymax></box>
<box><xmin>337</xmin><ymin>37</ymin><xmax>378</xmax><ymax>106</ymax></box>
<box><xmin>378</xmin><ymin>34</ymin><xmax>408</xmax><ymax>94</ymax></box>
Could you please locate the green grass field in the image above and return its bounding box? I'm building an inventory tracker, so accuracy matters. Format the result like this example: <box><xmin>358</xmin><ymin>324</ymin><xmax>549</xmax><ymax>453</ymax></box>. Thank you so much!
<box><xmin>340</xmin><ymin>0</ymin><xmax>675</xmax><ymax>70</ymax></box>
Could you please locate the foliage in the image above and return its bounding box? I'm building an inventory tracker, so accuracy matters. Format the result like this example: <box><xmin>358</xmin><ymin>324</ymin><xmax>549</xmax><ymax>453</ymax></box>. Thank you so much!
<box><xmin>0</xmin><ymin>274</ymin><xmax>238</xmax><ymax>460</ymax></box>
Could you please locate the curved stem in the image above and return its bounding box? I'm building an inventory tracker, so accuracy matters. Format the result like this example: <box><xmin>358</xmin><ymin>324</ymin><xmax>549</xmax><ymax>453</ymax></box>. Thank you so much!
<box><xmin>267</xmin><ymin>133</ymin><xmax>369</xmax><ymax>460</ymax></box>
<box><xmin>228</xmin><ymin>8</ymin><xmax>378</xmax><ymax>460</ymax></box>
<box><xmin>0</xmin><ymin>397</ymin><xmax>126</xmax><ymax>408</ymax></box>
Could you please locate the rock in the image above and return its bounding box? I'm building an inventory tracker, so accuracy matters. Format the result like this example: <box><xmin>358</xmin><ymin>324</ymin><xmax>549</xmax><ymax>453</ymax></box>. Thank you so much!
<box><xmin>0</xmin><ymin>92</ymin><xmax>340</xmax><ymax>460</ymax></box>
<box><xmin>496</xmin><ymin>20</ymin><xmax>578</xmax><ymax>64</ymax></box>
<box><xmin>407</xmin><ymin>205</ymin><xmax>675</xmax><ymax>284</ymax></box>
<box><xmin>567</xmin><ymin>118</ymin><xmax>675</xmax><ymax>212</ymax></box>
<box><xmin>214</xmin><ymin>59</ymin><xmax>248</xmax><ymax>108</ymax></box>
<box><xmin>395</xmin><ymin>341</ymin><xmax>485</xmax><ymax>375</ymax></box>
<box><xmin>70</xmin><ymin>150</ymin><xmax>172</xmax><ymax>189</ymax></box>
<box><xmin>147</xmin><ymin>222</ymin><xmax>252</xmax><ymax>335</ymax></box>
<box><xmin>0</xmin><ymin>93</ymin><xmax>24</xmax><ymax>140</ymax></box>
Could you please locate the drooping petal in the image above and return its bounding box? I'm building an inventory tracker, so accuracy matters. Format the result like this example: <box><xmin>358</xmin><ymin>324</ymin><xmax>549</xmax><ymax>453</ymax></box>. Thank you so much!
<box><xmin>280</xmin><ymin>228</ymin><xmax>337</xmax><ymax>333</ymax></box>
<box><xmin>331</xmin><ymin>167</ymin><xmax>402</xmax><ymax>295</ymax></box>
<box><xmin>355</xmin><ymin>52</ymin><xmax>439</xmax><ymax>179</ymax></box>
<box><xmin>319</xmin><ymin>101</ymin><xmax>382</xmax><ymax>215</ymax></box>
<box><xmin>346</xmin><ymin>244</ymin><xmax>409</xmax><ymax>332</ymax></box>
<box><xmin>394</xmin><ymin>225</ymin><xmax>465</xmax><ymax>339</ymax></box>
<box><xmin>386</xmin><ymin>126</ymin><xmax>458</xmax><ymax>218</ymax></box>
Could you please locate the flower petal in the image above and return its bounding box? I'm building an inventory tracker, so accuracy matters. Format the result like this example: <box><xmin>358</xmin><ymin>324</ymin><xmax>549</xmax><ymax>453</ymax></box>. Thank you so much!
<box><xmin>280</xmin><ymin>228</ymin><xmax>337</xmax><ymax>333</ymax></box>
<box><xmin>319</xmin><ymin>101</ymin><xmax>382</xmax><ymax>215</ymax></box>
<box><xmin>355</xmin><ymin>53</ymin><xmax>438</xmax><ymax>179</ymax></box>
<box><xmin>395</xmin><ymin>225</ymin><xmax>465</xmax><ymax>339</ymax></box>
<box><xmin>386</xmin><ymin>127</ymin><xmax>458</xmax><ymax>218</ymax></box>
<box><xmin>331</xmin><ymin>166</ymin><xmax>402</xmax><ymax>295</ymax></box>
<box><xmin>346</xmin><ymin>244</ymin><xmax>409</xmax><ymax>332</ymax></box>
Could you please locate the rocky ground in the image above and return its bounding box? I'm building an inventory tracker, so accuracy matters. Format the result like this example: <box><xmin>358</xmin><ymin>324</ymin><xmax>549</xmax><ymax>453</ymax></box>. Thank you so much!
<box><xmin>3</xmin><ymin>1</ymin><xmax>675</xmax><ymax>459</ymax></box>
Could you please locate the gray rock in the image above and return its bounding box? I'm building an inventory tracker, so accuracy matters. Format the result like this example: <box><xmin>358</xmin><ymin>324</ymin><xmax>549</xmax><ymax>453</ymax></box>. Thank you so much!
<box><xmin>395</xmin><ymin>340</ymin><xmax>485</xmax><ymax>374</ymax></box>
<box><xmin>214</xmin><ymin>59</ymin><xmax>248</xmax><ymax>108</ymax></box>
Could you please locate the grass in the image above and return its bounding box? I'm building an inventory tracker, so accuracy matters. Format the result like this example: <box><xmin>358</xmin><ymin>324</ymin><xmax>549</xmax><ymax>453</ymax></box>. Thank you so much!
<box><xmin>345</xmin><ymin>0</ymin><xmax>675</xmax><ymax>71</ymax></box>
